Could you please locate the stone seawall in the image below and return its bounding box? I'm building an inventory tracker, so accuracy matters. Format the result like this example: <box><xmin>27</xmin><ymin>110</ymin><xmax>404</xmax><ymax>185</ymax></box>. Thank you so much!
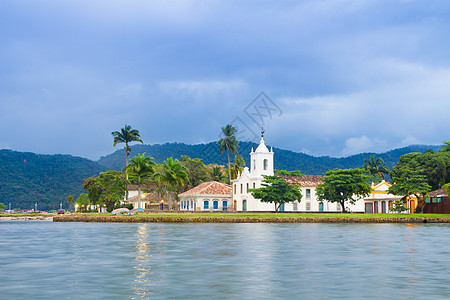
<box><xmin>53</xmin><ymin>215</ymin><xmax>450</xmax><ymax>223</ymax></box>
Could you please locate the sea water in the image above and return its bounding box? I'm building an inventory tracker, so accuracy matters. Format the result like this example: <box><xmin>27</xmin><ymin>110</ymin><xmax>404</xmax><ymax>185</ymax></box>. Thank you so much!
<box><xmin>1</xmin><ymin>221</ymin><xmax>450</xmax><ymax>299</ymax></box>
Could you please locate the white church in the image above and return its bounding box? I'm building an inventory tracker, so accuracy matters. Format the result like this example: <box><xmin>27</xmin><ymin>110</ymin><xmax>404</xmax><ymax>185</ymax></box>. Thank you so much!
<box><xmin>231</xmin><ymin>135</ymin><xmax>366</xmax><ymax>212</ymax></box>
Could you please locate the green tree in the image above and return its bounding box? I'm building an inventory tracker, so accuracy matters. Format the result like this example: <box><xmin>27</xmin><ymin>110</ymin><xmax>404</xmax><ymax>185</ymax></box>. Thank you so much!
<box><xmin>208</xmin><ymin>165</ymin><xmax>227</xmax><ymax>183</ymax></box>
<box><xmin>180</xmin><ymin>156</ymin><xmax>208</xmax><ymax>190</ymax></box>
<box><xmin>441</xmin><ymin>141</ymin><xmax>450</xmax><ymax>152</ymax></box>
<box><xmin>66</xmin><ymin>195</ymin><xmax>74</xmax><ymax>211</ymax></box>
<box><xmin>124</xmin><ymin>153</ymin><xmax>156</xmax><ymax>209</ymax></box>
<box><xmin>388</xmin><ymin>169</ymin><xmax>431</xmax><ymax>213</ymax></box>
<box><xmin>250</xmin><ymin>175</ymin><xmax>302</xmax><ymax>211</ymax></box>
<box><xmin>153</xmin><ymin>157</ymin><xmax>189</xmax><ymax>210</ymax></box>
<box><xmin>83</xmin><ymin>170</ymin><xmax>128</xmax><ymax>212</ymax></box>
<box><xmin>217</xmin><ymin>124</ymin><xmax>239</xmax><ymax>184</ymax></box>
<box><xmin>443</xmin><ymin>183</ymin><xmax>450</xmax><ymax>196</ymax></box>
<box><xmin>316</xmin><ymin>168</ymin><xmax>372</xmax><ymax>213</ymax></box>
<box><xmin>362</xmin><ymin>155</ymin><xmax>390</xmax><ymax>183</ymax></box>
<box><xmin>75</xmin><ymin>193</ymin><xmax>90</xmax><ymax>212</ymax></box>
<box><xmin>275</xmin><ymin>169</ymin><xmax>303</xmax><ymax>176</ymax></box>
<box><xmin>0</xmin><ymin>202</ymin><xmax>6</xmax><ymax>212</ymax></box>
<box><xmin>229</xmin><ymin>154</ymin><xmax>245</xmax><ymax>180</ymax></box>
<box><xmin>111</xmin><ymin>124</ymin><xmax>144</xmax><ymax>167</ymax></box>
<box><xmin>390</xmin><ymin>199</ymin><xmax>409</xmax><ymax>213</ymax></box>
<box><xmin>390</xmin><ymin>152</ymin><xmax>448</xmax><ymax>190</ymax></box>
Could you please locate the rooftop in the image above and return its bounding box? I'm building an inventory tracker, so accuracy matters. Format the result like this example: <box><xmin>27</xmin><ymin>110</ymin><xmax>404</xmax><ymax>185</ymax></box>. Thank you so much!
<box><xmin>179</xmin><ymin>181</ymin><xmax>231</xmax><ymax>196</ymax></box>
<box><xmin>282</xmin><ymin>175</ymin><xmax>324</xmax><ymax>187</ymax></box>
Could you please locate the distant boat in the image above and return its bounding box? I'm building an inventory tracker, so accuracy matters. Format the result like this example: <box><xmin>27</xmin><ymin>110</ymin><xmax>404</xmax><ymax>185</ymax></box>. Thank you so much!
<box><xmin>129</xmin><ymin>208</ymin><xmax>144</xmax><ymax>214</ymax></box>
<box><xmin>111</xmin><ymin>208</ymin><xmax>129</xmax><ymax>215</ymax></box>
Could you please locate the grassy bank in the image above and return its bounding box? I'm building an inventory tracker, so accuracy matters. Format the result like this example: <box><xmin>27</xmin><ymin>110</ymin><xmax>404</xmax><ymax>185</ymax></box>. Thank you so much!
<box><xmin>53</xmin><ymin>212</ymin><xmax>450</xmax><ymax>223</ymax></box>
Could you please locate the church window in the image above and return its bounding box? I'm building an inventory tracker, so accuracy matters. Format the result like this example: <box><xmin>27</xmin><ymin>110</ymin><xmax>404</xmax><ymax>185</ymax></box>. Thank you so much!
<box><xmin>293</xmin><ymin>201</ymin><xmax>298</xmax><ymax>211</ymax></box>
<box><xmin>240</xmin><ymin>184</ymin><xmax>243</xmax><ymax>194</ymax></box>
<box><xmin>263</xmin><ymin>159</ymin><xmax>268</xmax><ymax>170</ymax></box>
<box><xmin>306</xmin><ymin>189</ymin><xmax>311</xmax><ymax>200</ymax></box>
<box><xmin>306</xmin><ymin>202</ymin><xmax>311</xmax><ymax>211</ymax></box>
<box><xmin>234</xmin><ymin>184</ymin><xmax>236</xmax><ymax>194</ymax></box>
<box><xmin>253</xmin><ymin>182</ymin><xmax>255</xmax><ymax>189</ymax></box>
<box><xmin>204</xmin><ymin>201</ymin><xmax>209</xmax><ymax>210</ymax></box>
<box><xmin>246</xmin><ymin>183</ymin><xmax>249</xmax><ymax>193</ymax></box>
<box><xmin>213</xmin><ymin>200</ymin><xmax>219</xmax><ymax>210</ymax></box>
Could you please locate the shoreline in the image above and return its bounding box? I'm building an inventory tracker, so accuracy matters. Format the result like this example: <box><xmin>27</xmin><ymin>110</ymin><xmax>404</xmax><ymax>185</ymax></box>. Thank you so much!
<box><xmin>0</xmin><ymin>215</ymin><xmax>54</xmax><ymax>221</ymax></box>
<box><xmin>53</xmin><ymin>215</ymin><xmax>450</xmax><ymax>224</ymax></box>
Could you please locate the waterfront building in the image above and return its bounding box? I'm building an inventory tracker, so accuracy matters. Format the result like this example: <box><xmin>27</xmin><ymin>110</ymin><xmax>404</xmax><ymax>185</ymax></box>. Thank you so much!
<box><xmin>178</xmin><ymin>181</ymin><xmax>232</xmax><ymax>211</ymax></box>
<box><xmin>230</xmin><ymin>135</ymin><xmax>365</xmax><ymax>212</ymax></box>
<box><xmin>363</xmin><ymin>181</ymin><xmax>403</xmax><ymax>213</ymax></box>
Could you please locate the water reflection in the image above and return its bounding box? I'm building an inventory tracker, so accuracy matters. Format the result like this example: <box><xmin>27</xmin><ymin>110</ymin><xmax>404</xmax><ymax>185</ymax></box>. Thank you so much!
<box><xmin>2</xmin><ymin>222</ymin><xmax>450</xmax><ymax>299</ymax></box>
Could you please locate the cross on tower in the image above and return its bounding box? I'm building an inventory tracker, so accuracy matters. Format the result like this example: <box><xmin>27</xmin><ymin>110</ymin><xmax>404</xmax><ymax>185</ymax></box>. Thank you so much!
<box><xmin>261</xmin><ymin>127</ymin><xmax>265</xmax><ymax>138</ymax></box>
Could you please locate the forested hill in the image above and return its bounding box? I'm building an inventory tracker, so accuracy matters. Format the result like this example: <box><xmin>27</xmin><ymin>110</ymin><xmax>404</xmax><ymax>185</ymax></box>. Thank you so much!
<box><xmin>0</xmin><ymin>143</ymin><xmax>441</xmax><ymax>210</ymax></box>
<box><xmin>98</xmin><ymin>142</ymin><xmax>441</xmax><ymax>174</ymax></box>
<box><xmin>0</xmin><ymin>150</ymin><xmax>105</xmax><ymax>211</ymax></box>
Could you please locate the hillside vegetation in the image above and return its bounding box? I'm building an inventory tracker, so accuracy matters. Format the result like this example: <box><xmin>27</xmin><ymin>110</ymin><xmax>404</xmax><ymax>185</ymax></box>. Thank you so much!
<box><xmin>0</xmin><ymin>150</ymin><xmax>105</xmax><ymax>210</ymax></box>
<box><xmin>0</xmin><ymin>143</ymin><xmax>441</xmax><ymax>210</ymax></box>
<box><xmin>98</xmin><ymin>142</ymin><xmax>441</xmax><ymax>175</ymax></box>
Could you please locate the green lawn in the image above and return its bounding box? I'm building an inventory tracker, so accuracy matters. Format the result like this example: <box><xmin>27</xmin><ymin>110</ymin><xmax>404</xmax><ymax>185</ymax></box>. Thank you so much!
<box><xmin>69</xmin><ymin>212</ymin><xmax>450</xmax><ymax>219</ymax></box>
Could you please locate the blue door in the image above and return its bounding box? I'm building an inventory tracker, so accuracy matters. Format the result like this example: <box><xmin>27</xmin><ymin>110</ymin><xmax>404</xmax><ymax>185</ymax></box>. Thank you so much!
<box><xmin>243</xmin><ymin>200</ymin><xmax>247</xmax><ymax>211</ymax></box>
<box><xmin>319</xmin><ymin>202</ymin><xmax>324</xmax><ymax>212</ymax></box>
<box><xmin>279</xmin><ymin>203</ymin><xmax>285</xmax><ymax>212</ymax></box>
<box><xmin>223</xmin><ymin>201</ymin><xmax>228</xmax><ymax>211</ymax></box>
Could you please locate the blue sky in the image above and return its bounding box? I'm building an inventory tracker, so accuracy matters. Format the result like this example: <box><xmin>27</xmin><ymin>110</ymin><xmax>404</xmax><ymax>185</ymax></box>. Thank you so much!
<box><xmin>1</xmin><ymin>0</ymin><xmax>449</xmax><ymax>160</ymax></box>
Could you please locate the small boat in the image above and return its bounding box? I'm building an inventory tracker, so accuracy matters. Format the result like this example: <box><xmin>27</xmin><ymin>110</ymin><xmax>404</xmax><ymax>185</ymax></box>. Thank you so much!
<box><xmin>129</xmin><ymin>208</ymin><xmax>145</xmax><ymax>214</ymax></box>
<box><xmin>111</xmin><ymin>208</ymin><xmax>129</xmax><ymax>215</ymax></box>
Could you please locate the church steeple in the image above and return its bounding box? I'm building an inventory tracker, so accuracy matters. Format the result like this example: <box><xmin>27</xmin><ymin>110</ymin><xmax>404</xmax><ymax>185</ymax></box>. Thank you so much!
<box><xmin>250</xmin><ymin>130</ymin><xmax>274</xmax><ymax>177</ymax></box>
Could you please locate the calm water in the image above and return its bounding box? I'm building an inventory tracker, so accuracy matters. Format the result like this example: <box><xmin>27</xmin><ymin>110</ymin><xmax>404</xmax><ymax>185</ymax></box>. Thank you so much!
<box><xmin>1</xmin><ymin>221</ymin><xmax>450</xmax><ymax>299</ymax></box>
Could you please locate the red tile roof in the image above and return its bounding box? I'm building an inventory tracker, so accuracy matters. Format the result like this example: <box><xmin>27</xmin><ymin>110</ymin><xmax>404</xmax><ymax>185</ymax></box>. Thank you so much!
<box><xmin>281</xmin><ymin>175</ymin><xmax>324</xmax><ymax>187</ymax></box>
<box><xmin>179</xmin><ymin>181</ymin><xmax>231</xmax><ymax>196</ymax></box>
<box><xmin>428</xmin><ymin>189</ymin><xmax>448</xmax><ymax>197</ymax></box>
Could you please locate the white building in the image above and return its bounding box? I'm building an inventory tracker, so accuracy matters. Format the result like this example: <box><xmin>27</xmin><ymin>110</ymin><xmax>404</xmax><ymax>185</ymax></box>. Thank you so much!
<box><xmin>231</xmin><ymin>136</ymin><xmax>366</xmax><ymax>212</ymax></box>
<box><xmin>178</xmin><ymin>181</ymin><xmax>232</xmax><ymax>211</ymax></box>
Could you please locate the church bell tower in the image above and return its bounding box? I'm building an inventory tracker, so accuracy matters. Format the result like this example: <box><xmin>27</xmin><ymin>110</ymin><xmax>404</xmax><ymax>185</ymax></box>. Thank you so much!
<box><xmin>250</xmin><ymin>129</ymin><xmax>274</xmax><ymax>177</ymax></box>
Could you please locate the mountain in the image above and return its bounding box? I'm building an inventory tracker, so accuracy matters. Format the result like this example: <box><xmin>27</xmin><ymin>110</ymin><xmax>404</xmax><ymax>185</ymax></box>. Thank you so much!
<box><xmin>98</xmin><ymin>142</ymin><xmax>441</xmax><ymax>174</ymax></box>
<box><xmin>1</xmin><ymin>143</ymin><xmax>441</xmax><ymax>210</ymax></box>
<box><xmin>0</xmin><ymin>150</ymin><xmax>105</xmax><ymax>211</ymax></box>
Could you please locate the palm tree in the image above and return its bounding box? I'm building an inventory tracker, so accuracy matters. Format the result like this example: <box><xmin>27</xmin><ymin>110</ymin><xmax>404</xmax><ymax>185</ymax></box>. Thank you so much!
<box><xmin>363</xmin><ymin>155</ymin><xmax>390</xmax><ymax>183</ymax></box>
<box><xmin>229</xmin><ymin>154</ymin><xmax>245</xmax><ymax>180</ymax></box>
<box><xmin>124</xmin><ymin>153</ymin><xmax>156</xmax><ymax>209</ymax></box>
<box><xmin>217</xmin><ymin>124</ymin><xmax>239</xmax><ymax>184</ymax></box>
<box><xmin>153</xmin><ymin>157</ymin><xmax>189</xmax><ymax>210</ymax></box>
<box><xmin>209</xmin><ymin>166</ymin><xmax>226</xmax><ymax>183</ymax></box>
<box><xmin>112</xmin><ymin>124</ymin><xmax>144</xmax><ymax>167</ymax></box>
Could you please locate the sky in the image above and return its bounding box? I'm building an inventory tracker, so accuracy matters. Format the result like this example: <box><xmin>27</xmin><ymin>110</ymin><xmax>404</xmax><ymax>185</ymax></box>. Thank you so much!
<box><xmin>1</xmin><ymin>0</ymin><xmax>450</xmax><ymax>160</ymax></box>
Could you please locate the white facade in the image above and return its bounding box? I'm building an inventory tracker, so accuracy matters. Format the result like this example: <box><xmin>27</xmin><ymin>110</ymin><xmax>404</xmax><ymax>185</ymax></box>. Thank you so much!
<box><xmin>232</xmin><ymin>136</ymin><xmax>365</xmax><ymax>212</ymax></box>
<box><xmin>178</xmin><ymin>181</ymin><xmax>232</xmax><ymax>211</ymax></box>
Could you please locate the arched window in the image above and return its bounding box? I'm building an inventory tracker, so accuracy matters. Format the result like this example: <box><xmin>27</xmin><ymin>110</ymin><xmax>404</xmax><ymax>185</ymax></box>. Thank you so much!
<box><xmin>263</xmin><ymin>159</ymin><xmax>268</xmax><ymax>170</ymax></box>
<box><xmin>204</xmin><ymin>200</ymin><xmax>209</xmax><ymax>210</ymax></box>
<box><xmin>253</xmin><ymin>159</ymin><xmax>256</xmax><ymax>169</ymax></box>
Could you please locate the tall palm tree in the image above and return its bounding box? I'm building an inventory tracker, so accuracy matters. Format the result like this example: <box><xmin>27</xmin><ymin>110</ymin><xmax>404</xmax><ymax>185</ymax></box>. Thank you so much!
<box><xmin>153</xmin><ymin>157</ymin><xmax>189</xmax><ymax>210</ymax></box>
<box><xmin>112</xmin><ymin>124</ymin><xmax>144</xmax><ymax>167</ymax></box>
<box><xmin>209</xmin><ymin>166</ymin><xmax>226</xmax><ymax>183</ymax></box>
<box><xmin>217</xmin><ymin>124</ymin><xmax>239</xmax><ymax>184</ymax></box>
<box><xmin>124</xmin><ymin>153</ymin><xmax>156</xmax><ymax>209</ymax></box>
<box><xmin>229</xmin><ymin>154</ymin><xmax>245</xmax><ymax>180</ymax></box>
<box><xmin>363</xmin><ymin>155</ymin><xmax>390</xmax><ymax>183</ymax></box>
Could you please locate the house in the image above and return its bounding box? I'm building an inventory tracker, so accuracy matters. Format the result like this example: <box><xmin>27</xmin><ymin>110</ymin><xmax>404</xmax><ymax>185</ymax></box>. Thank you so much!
<box><xmin>178</xmin><ymin>181</ymin><xmax>232</xmax><ymax>211</ymax></box>
<box><xmin>363</xmin><ymin>181</ymin><xmax>404</xmax><ymax>213</ymax></box>
<box><xmin>127</xmin><ymin>192</ymin><xmax>168</xmax><ymax>210</ymax></box>
<box><xmin>423</xmin><ymin>189</ymin><xmax>450</xmax><ymax>213</ymax></box>
<box><xmin>231</xmin><ymin>135</ymin><xmax>365</xmax><ymax>212</ymax></box>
